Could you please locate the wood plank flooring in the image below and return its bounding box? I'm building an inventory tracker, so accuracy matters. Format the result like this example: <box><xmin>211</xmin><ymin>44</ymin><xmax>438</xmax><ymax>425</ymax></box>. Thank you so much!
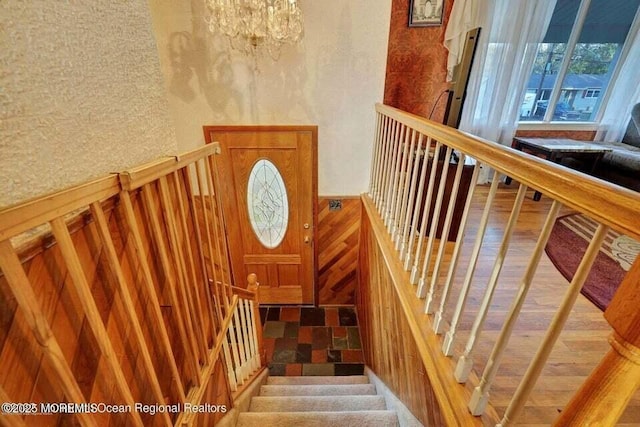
<box><xmin>439</xmin><ymin>183</ymin><xmax>640</xmax><ymax>426</ymax></box>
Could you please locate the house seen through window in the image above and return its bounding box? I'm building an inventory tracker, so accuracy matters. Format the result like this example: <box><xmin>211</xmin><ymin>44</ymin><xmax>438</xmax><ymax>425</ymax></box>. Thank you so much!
<box><xmin>519</xmin><ymin>0</ymin><xmax>640</xmax><ymax>123</ymax></box>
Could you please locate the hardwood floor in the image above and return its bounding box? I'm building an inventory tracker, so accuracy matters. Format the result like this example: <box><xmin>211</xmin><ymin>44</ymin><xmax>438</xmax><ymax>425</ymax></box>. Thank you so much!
<box><xmin>440</xmin><ymin>183</ymin><xmax>640</xmax><ymax>426</ymax></box>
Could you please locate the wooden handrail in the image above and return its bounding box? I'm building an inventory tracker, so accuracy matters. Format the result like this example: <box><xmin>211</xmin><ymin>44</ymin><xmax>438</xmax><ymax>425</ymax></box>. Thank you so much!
<box><xmin>221</xmin><ymin>282</ymin><xmax>257</xmax><ymax>301</ymax></box>
<box><xmin>119</xmin><ymin>143</ymin><xmax>220</xmax><ymax>191</ymax></box>
<box><xmin>0</xmin><ymin>175</ymin><xmax>120</xmax><ymax>241</ymax></box>
<box><xmin>175</xmin><ymin>295</ymin><xmax>239</xmax><ymax>427</ymax></box>
<box><xmin>376</xmin><ymin>103</ymin><xmax>640</xmax><ymax>240</ymax></box>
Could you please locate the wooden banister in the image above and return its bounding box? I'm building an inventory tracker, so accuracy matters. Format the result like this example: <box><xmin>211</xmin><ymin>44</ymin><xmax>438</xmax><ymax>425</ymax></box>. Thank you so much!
<box><xmin>376</xmin><ymin>103</ymin><xmax>640</xmax><ymax>241</ymax></box>
<box><xmin>556</xmin><ymin>256</ymin><xmax>640</xmax><ymax>425</ymax></box>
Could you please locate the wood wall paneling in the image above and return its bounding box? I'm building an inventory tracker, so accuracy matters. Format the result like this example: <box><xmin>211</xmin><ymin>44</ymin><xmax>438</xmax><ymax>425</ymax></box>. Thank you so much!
<box><xmin>318</xmin><ymin>197</ymin><xmax>362</xmax><ymax>305</ymax></box>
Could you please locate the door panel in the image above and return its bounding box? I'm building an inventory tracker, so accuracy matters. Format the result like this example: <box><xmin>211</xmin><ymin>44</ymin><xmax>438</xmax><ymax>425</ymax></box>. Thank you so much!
<box><xmin>205</xmin><ymin>126</ymin><xmax>317</xmax><ymax>304</ymax></box>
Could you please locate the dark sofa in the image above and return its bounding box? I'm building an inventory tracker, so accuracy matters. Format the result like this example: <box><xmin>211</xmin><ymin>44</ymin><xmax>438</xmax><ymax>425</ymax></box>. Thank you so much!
<box><xmin>592</xmin><ymin>103</ymin><xmax>640</xmax><ymax>192</ymax></box>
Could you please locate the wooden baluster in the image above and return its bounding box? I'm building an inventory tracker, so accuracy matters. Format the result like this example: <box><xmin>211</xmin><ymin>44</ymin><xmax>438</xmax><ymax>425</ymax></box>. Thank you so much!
<box><xmin>236</xmin><ymin>296</ymin><xmax>252</xmax><ymax>381</ymax></box>
<box><xmin>458</xmin><ymin>200</ymin><xmax>560</xmax><ymax>415</ymax></box>
<box><xmin>139</xmin><ymin>186</ymin><xmax>200</xmax><ymax>386</ymax></box>
<box><xmin>207</xmin><ymin>155</ymin><xmax>234</xmax><ymax>303</ymax></box>
<box><xmin>410</xmin><ymin>141</ymin><xmax>442</xmax><ymax>285</ymax></box>
<box><xmin>231</xmin><ymin>306</ymin><xmax>247</xmax><ymax>384</ymax></box>
<box><xmin>172</xmin><ymin>171</ymin><xmax>211</xmax><ymax>345</ymax></box>
<box><xmin>242</xmin><ymin>297</ymin><xmax>258</xmax><ymax>371</ymax></box>
<box><xmin>424</xmin><ymin>154</ymin><xmax>466</xmax><ymax>313</ymax></box>
<box><xmin>377</xmin><ymin>117</ymin><xmax>395</xmax><ymax>215</ymax></box>
<box><xmin>374</xmin><ymin>115</ymin><xmax>390</xmax><ymax>209</ymax></box>
<box><xmin>247</xmin><ymin>274</ymin><xmax>265</xmax><ymax>366</ymax></box>
<box><xmin>399</xmin><ymin>132</ymin><xmax>423</xmax><ymax>255</ymax></box>
<box><xmin>391</xmin><ymin>126</ymin><xmax>412</xmax><ymax>240</ymax></box>
<box><xmin>119</xmin><ymin>191</ymin><xmax>186</xmax><ymax>402</ymax></box>
<box><xmin>493</xmin><ymin>224</ymin><xmax>609</xmax><ymax>423</ymax></box>
<box><xmin>555</xmin><ymin>256</ymin><xmax>640</xmax><ymax>425</ymax></box>
<box><xmin>384</xmin><ymin>122</ymin><xmax>403</xmax><ymax>228</ymax></box>
<box><xmin>369</xmin><ymin>112</ymin><xmax>383</xmax><ymax>198</ymax></box>
<box><xmin>455</xmin><ymin>183</ymin><xmax>527</xmax><ymax>382</ymax></box>
<box><xmin>50</xmin><ymin>217</ymin><xmax>144</xmax><ymax>427</ymax></box>
<box><xmin>402</xmin><ymin>135</ymin><xmax>429</xmax><ymax>268</ymax></box>
<box><xmin>193</xmin><ymin>160</ymin><xmax>226</xmax><ymax>320</ymax></box>
<box><xmin>0</xmin><ymin>240</ymin><xmax>97</xmax><ymax>427</ymax></box>
<box><xmin>417</xmin><ymin>146</ymin><xmax>453</xmax><ymax>298</ymax></box>
<box><xmin>90</xmin><ymin>202</ymin><xmax>173</xmax><ymax>427</ymax></box>
<box><xmin>222</xmin><ymin>338</ymin><xmax>238</xmax><ymax>392</ymax></box>
<box><xmin>433</xmin><ymin>162</ymin><xmax>481</xmax><ymax>334</ymax></box>
<box><xmin>181</xmin><ymin>165</ymin><xmax>219</xmax><ymax>338</ymax></box>
<box><xmin>442</xmin><ymin>171</ymin><xmax>500</xmax><ymax>356</ymax></box>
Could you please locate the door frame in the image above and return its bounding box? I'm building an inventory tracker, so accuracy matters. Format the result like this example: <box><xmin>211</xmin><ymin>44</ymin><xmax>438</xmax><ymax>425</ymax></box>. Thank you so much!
<box><xmin>203</xmin><ymin>125</ymin><xmax>319</xmax><ymax>305</ymax></box>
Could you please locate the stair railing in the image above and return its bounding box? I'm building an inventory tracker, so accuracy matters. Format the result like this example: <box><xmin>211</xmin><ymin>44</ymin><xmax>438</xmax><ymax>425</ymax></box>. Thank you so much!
<box><xmin>0</xmin><ymin>144</ymin><xmax>264</xmax><ymax>426</ymax></box>
<box><xmin>221</xmin><ymin>274</ymin><xmax>265</xmax><ymax>393</ymax></box>
<box><xmin>364</xmin><ymin>103</ymin><xmax>640</xmax><ymax>425</ymax></box>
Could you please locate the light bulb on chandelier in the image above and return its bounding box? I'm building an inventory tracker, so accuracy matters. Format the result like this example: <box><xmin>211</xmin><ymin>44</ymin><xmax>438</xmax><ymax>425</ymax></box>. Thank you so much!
<box><xmin>205</xmin><ymin>0</ymin><xmax>304</xmax><ymax>61</ymax></box>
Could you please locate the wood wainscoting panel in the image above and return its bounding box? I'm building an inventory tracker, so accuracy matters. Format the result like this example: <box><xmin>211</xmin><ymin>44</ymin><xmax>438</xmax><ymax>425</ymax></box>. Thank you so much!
<box><xmin>318</xmin><ymin>197</ymin><xmax>361</xmax><ymax>305</ymax></box>
<box><xmin>357</xmin><ymin>210</ymin><xmax>444</xmax><ymax>426</ymax></box>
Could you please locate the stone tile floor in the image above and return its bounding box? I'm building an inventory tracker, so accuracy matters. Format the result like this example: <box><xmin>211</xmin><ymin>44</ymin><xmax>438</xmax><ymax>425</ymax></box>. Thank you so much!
<box><xmin>259</xmin><ymin>306</ymin><xmax>365</xmax><ymax>376</ymax></box>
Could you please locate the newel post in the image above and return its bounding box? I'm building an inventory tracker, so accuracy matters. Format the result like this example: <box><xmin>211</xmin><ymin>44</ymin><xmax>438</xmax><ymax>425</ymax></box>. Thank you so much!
<box><xmin>555</xmin><ymin>256</ymin><xmax>640</xmax><ymax>425</ymax></box>
<box><xmin>247</xmin><ymin>274</ymin><xmax>265</xmax><ymax>366</ymax></box>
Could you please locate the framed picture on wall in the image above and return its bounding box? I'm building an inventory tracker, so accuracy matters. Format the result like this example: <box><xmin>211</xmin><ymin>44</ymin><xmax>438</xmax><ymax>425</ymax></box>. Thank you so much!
<box><xmin>409</xmin><ymin>0</ymin><xmax>445</xmax><ymax>27</ymax></box>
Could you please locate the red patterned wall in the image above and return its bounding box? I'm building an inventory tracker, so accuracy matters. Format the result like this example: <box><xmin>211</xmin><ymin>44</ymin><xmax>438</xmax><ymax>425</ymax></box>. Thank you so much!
<box><xmin>384</xmin><ymin>0</ymin><xmax>454</xmax><ymax>121</ymax></box>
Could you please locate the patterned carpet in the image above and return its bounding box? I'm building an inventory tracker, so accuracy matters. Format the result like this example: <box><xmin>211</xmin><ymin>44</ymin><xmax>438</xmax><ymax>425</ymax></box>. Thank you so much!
<box><xmin>545</xmin><ymin>213</ymin><xmax>640</xmax><ymax>310</ymax></box>
<box><xmin>259</xmin><ymin>306</ymin><xmax>365</xmax><ymax>376</ymax></box>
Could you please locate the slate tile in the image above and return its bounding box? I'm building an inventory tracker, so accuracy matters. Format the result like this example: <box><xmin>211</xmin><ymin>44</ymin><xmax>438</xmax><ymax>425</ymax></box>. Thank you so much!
<box><xmin>264</xmin><ymin>321</ymin><xmax>285</xmax><ymax>338</ymax></box>
<box><xmin>296</xmin><ymin>343</ymin><xmax>312</xmax><ymax>363</ymax></box>
<box><xmin>335</xmin><ymin>363</ymin><xmax>364</xmax><ymax>376</ymax></box>
<box><xmin>327</xmin><ymin>350</ymin><xmax>342</xmax><ymax>363</ymax></box>
<box><xmin>286</xmin><ymin>364</ymin><xmax>302</xmax><ymax>376</ymax></box>
<box><xmin>266</xmin><ymin>307</ymin><xmax>281</xmax><ymax>321</ymax></box>
<box><xmin>338</xmin><ymin>307</ymin><xmax>358</xmax><ymax>326</ymax></box>
<box><xmin>311</xmin><ymin>327</ymin><xmax>331</xmax><ymax>349</ymax></box>
<box><xmin>302</xmin><ymin>363</ymin><xmax>335</xmax><ymax>376</ymax></box>
<box><xmin>347</xmin><ymin>327</ymin><xmax>362</xmax><ymax>349</ymax></box>
<box><xmin>284</xmin><ymin>322</ymin><xmax>299</xmax><ymax>339</ymax></box>
<box><xmin>274</xmin><ymin>337</ymin><xmax>298</xmax><ymax>352</ymax></box>
<box><xmin>332</xmin><ymin>326</ymin><xmax>347</xmax><ymax>338</ymax></box>
<box><xmin>300</xmin><ymin>307</ymin><xmax>326</xmax><ymax>326</ymax></box>
<box><xmin>333</xmin><ymin>336</ymin><xmax>348</xmax><ymax>350</ymax></box>
<box><xmin>269</xmin><ymin>363</ymin><xmax>286</xmax><ymax>376</ymax></box>
<box><xmin>325</xmin><ymin>308</ymin><xmax>340</xmax><ymax>326</ymax></box>
<box><xmin>272</xmin><ymin>349</ymin><xmax>296</xmax><ymax>363</ymax></box>
<box><xmin>280</xmin><ymin>307</ymin><xmax>300</xmax><ymax>322</ymax></box>
<box><xmin>341</xmin><ymin>350</ymin><xmax>364</xmax><ymax>363</ymax></box>
<box><xmin>311</xmin><ymin>349</ymin><xmax>326</xmax><ymax>363</ymax></box>
<box><xmin>298</xmin><ymin>326</ymin><xmax>313</xmax><ymax>344</ymax></box>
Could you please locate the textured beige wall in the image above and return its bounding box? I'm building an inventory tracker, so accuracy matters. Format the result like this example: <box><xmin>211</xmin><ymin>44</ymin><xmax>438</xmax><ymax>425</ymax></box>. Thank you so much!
<box><xmin>148</xmin><ymin>0</ymin><xmax>391</xmax><ymax>195</ymax></box>
<box><xmin>0</xmin><ymin>1</ymin><xmax>178</xmax><ymax>208</ymax></box>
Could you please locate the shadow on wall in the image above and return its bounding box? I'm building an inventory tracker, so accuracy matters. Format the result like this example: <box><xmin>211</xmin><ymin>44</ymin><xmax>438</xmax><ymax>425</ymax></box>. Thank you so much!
<box><xmin>162</xmin><ymin>0</ymin><xmax>314</xmax><ymax>124</ymax></box>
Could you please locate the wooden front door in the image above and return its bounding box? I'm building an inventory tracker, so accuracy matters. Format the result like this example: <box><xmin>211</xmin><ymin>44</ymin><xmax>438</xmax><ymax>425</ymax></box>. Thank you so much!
<box><xmin>205</xmin><ymin>126</ymin><xmax>317</xmax><ymax>304</ymax></box>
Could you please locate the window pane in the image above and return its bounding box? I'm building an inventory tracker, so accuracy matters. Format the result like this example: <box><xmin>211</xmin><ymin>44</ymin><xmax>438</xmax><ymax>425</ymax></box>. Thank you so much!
<box><xmin>520</xmin><ymin>43</ymin><xmax>569</xmax><ymax>121</ymax></box>
<box><xmin>520</xmin><ymin>0</ymin><xmax>640</xmax><ymax>122</ymax></box>
<box><xmin>558</xmin><ymin>0</ymin><xmax>639</xmax><ymax>121</ymax></box>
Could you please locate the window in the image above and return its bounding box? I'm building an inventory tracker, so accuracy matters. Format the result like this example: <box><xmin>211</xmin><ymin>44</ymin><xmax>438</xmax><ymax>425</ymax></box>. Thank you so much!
<box><xmin>519</xmin><ymin>0</ymin><xmax>640</xmax><ymax>123</ymax></box>
<box><xmin>584</xmin><ymin>89</ymin><xmax>600</xmax><ymax>98</ymax></box>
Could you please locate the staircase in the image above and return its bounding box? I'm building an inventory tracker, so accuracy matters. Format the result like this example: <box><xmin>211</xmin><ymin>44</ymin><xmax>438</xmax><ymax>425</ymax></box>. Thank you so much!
<box><xmin>236</xmin><ymin>375</ymin><xmax>399</xmax><ymax>426</ymax></box>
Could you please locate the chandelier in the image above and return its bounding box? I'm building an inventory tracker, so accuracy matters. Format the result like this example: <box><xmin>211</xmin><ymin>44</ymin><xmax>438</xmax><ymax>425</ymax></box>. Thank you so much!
<box><xmin>205</xmin><ymin>0</ymin><xmax>304</xmax><ymax>60</ymax></box>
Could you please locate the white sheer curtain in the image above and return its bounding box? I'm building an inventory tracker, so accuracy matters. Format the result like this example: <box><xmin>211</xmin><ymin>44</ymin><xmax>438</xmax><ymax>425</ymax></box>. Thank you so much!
<box><xmin>595</xmin><ymin>25</ymin><xmax>640</xmax><ymax>142</ymax></box>
<box><xmin>453</xmin><ymin>0</ymin><xmax>557</xmax><ymax>183</ymax></box>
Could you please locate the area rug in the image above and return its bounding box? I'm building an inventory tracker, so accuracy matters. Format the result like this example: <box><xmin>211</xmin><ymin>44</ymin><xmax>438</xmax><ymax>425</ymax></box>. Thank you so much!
<box><xmin>544</xmin><ymin>213</ymin><xmax>640</xmax><ymax>311</ymax></box>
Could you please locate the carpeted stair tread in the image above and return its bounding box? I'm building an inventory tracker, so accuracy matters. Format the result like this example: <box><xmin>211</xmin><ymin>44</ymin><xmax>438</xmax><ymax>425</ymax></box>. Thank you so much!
<box><xmin>266</xmin><ymin>375</ymin><xmax>369</xmax><ymax>385</ymax></box>
<box><xmin>259</xmin><ymin>384</ymin><xmax>377</xmax><ymax>396</ymax></box>
<box><xmin>236</xmin><ymin>410</ymin><xmax>399</xmax><ymax>426</ymax></box>
<box><xmin>249</xmin><ymin>395</ymin><xmax>387</xmax><ymax>412</ymax></box>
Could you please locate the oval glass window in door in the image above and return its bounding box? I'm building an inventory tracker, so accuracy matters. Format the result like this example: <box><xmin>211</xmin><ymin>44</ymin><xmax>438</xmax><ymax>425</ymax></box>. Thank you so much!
<box><xmin>247</xmin><ymin>159</ymin><xmax>289</xmax><ymax>249</ymax></box>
